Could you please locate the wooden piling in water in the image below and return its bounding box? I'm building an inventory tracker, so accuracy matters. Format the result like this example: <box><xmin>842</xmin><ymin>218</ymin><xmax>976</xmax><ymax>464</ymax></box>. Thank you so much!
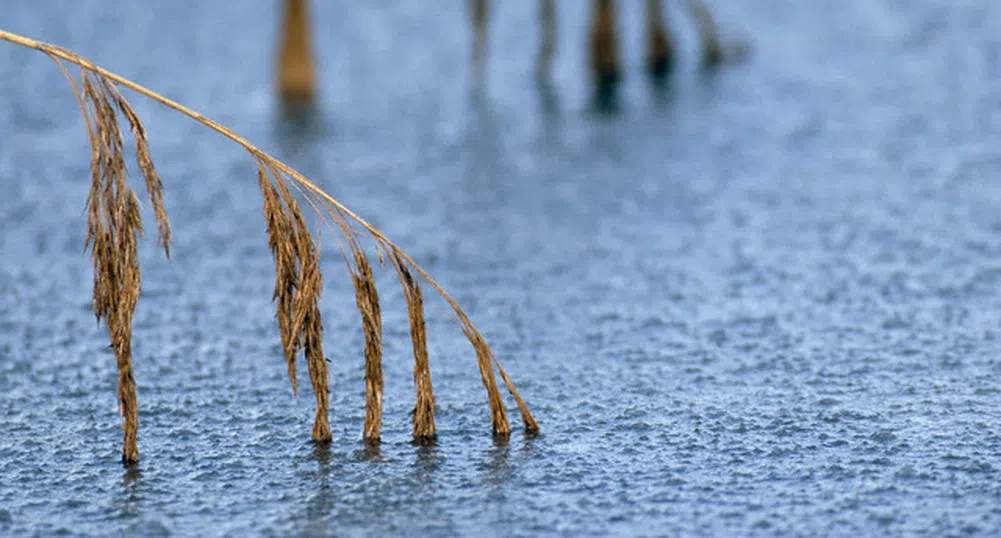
<box><xmin>684</xmin><ymin>0</ymin><xmax>724</xmax><ymax>68</ymax></box>
<box><xmin>589</xmin><ymin>0</ymin><xmax>620</xmax><ymax>90</ymax></box>
<box><xmin>277</xmin><ymin>0</ymin><xmax>316</xmax><ymax>102</ymax></box>
<box><xmin>536</xmin><ymin>0</ymin><xmax>556</xmax><ymax>82</ymax></box>
<box><xmin>470</xmin><ymin>0</ymin><xmax>490</xmax><ymax>85</ymax></box>
<box><xmin>645</xmin><ymin>0</ymin><xmax>674</xmax><ymax>78</ymax></box>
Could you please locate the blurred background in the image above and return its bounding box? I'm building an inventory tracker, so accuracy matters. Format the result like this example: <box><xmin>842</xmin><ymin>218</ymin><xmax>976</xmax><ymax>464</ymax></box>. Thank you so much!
<box><xmin>2</xmin><ymin>1</ymin><xmax>1001</xmax><ymax>536</ymax></box>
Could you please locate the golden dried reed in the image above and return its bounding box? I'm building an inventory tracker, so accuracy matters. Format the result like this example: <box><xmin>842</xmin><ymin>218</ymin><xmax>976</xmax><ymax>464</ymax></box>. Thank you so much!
<box><xmin>347</xmin><ymin>236</ymin><xmax>383</xmax><ymax>443</ymax></box>
<box><xmin>257</xmin><ymin>162</ymin><xmax>331</xmax><ymax>442</ymax></box>
<box><xmin>0</xmin><ymin>28</ymin><xmax>538</xmax><ymax>464</ymax></box>
<box><xmin>46</xmin><ymin>57</ymin><xmax>173</xmax><ymax>465</ymax></box>
<box><xmin>391</xmin><ymin>254</ymin><xmax>436</xmax><ymax>442</ymax></box>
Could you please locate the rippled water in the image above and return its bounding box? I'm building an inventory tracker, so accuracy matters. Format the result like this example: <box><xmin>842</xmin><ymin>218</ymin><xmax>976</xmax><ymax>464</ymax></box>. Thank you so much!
<box><xmin>2</xmin><ymin>0</ymin><xmax>1001</xmax><ymax>536</ymax></box>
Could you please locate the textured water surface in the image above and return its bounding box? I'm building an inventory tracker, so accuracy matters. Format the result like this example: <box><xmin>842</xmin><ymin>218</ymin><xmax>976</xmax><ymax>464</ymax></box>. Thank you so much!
<box><xmin>2</xmin><ymin>0</ymin><xmax>1001</xmax><ymax>536</ymax></box>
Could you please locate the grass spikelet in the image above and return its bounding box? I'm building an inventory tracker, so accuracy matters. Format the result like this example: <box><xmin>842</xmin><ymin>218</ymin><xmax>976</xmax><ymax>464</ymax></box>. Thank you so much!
<box><xmin>259</xmin><ymin>161</ymin><xmax>331</xmax><ymax>443</ymax></box>
<box><xmin>1</xmin><ymin>29</ymin><xmax>537</xmax><ymax>463</ymax></box>
<box><xmin>56</xmin><ymin>63</ymin><xmax>172</xmax><ymax>466</ymax></box>
<box><xmin>348</xmin><ymin>236</ymin><xmax>383</xmax><ymax>443</ymax></box>
<box><xmin>392</xmin><ymin>254</ymin><xmax>436</xmax><ymax>442</ymax></box>
<box><xmin>278</xmin><ymin>178</ymin><xmax>330</xmax><ymax>442</ymax></box>
<box><xmin>258</xmin><ymin>164</ymin><xmax>299</xmax><ymax>396</ymax></box>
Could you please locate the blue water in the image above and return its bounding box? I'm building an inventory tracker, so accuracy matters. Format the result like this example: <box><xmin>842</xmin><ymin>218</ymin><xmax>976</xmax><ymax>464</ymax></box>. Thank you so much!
<box><xmin>2</xmin><ymin>0</ymin><xmax>1001</xmax><ymax>535</ymax></box>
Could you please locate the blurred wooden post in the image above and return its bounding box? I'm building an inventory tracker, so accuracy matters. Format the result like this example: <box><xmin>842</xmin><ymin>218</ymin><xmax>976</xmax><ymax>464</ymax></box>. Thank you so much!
<box><xmin>277</xmin><ymin>0</ymin><xmax>316</xmax><ymax>102</ymax></box>
<box><xmin>684</xmin><ymin>0</ymin><xmax>724</xmax><ymax>68</ymax></box>
<box><xmin>645</xmin><ymin>0</ymin><xmax>673</xmax><ymax>77</ymax></box>
<box><xmin>589</xmin><ymin>0</ymin><xmax>620</xmax><ymax>90</ymax></box>
<box><xmin>536</xmin><ymin>0</ymin><xmax>556</xmax><ymax>82</ymax></box>
<box><xmin>470</xmin><ymin>0</ymin><xmax>489</xmax><ymax>86</ymax></box>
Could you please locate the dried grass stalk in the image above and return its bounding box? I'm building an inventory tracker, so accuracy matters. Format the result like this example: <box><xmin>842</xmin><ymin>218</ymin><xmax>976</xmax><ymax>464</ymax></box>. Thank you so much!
<box><xmin>48</xmin><ymin>61</ymin><xmax>172</xmax><ymax>465</ymax></box>
<box><xmin>463</xmin><ymin>325</ymin><xmax>509</xmax><ymax>435</ymax></box>
<box><xmin>277</xmin><ymin>0</ymin><xmax>316</xmax><ymax>102</ymax></box>
<box><xmin>258</xmin><ymin>166</ymin><xmax>298</xmax><ymax>394</ymax></box>
<box><xmin>348</xmin><ymin>237</ymin><xmax>383</xmax><ymax>442</ymax></box>
<box><xmin>1</xmin><ymin>29</ymin><xmax>537</xmax><ymax>463</ymax></box>
<box><xmin>492</xmin><ymin>351</ymin><xmax>540</xmax><ymax>435</ymax></box>
<box><xmin>392</xmin><ymin>254</ymin><xmax>436</xmax><ymax>442</ymax></box>
<box><xmin>258</xmin><ymin>161</ymin><xmax>330</xmax><ymax>443</ymax></box>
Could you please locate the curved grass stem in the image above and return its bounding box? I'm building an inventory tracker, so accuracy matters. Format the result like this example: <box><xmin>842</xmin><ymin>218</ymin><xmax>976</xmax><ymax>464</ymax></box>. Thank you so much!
<box><xmin>0</xmin><ymin>28</ymin><xmax>538</xmax><ymax>464</ymax></box>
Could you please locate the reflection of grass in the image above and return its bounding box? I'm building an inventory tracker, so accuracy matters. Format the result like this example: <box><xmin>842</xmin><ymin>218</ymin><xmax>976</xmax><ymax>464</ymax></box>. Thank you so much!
<box><xmin>0</xmin><ymin>29</ymin><xmax>538</xmax><ymax>467</ymax></box>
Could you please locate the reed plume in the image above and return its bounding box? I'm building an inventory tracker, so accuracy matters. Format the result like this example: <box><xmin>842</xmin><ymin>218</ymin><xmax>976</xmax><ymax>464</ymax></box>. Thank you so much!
<box><xmin>52</xmin><ymin>61</ymin><xmax>172</xmax><ymax>466</ymax></box>
<box><xmin>258</xmin><ymin>162</ymin><xmax>330</xmax><ymax>442</ymax></box>
<box><xmin>1</xmin><ymin>29</ymin><xmax>537</xmax><ymax>464</ymax></box>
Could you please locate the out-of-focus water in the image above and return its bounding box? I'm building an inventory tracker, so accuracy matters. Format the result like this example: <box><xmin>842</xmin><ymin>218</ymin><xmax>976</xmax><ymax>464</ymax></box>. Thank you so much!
<box><xmin>2</xmin><ymin>0</ymin><xmax>1001</xmax><ymax>535</ymax></box>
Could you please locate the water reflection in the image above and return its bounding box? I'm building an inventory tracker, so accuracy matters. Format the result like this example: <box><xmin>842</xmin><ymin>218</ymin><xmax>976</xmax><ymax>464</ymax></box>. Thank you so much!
<box><xmin>272</xmin><ymin>100</ymin><xmax>330</xmax><ymax>187</ymax></box>
<box><xmin>591</xmin><ymin>82</ymin><xmax>622</xmax><ymax>115</ymax></box>
<box><xmin>536</xmin><ymin>80</ymin><xmax>561</xmax><ymax>121</ymax></box>
<box><xmin>535</xmin><ymin>80</ymin><xmax>563</xmax><ymax>152</ymax></box>
<box><xmin>354</xmin><ymin>439</ymin><xmax>383</xmax><ymax>463</ymax></box>
<box><xmin>463</xmin><ymin>96</ymin><xmax>506</xmax><ymax>196</ymax></box>
<box><xmin>310</xmin><ymin>442</ymin><xmax>333</xmax><ymax>468</ymax></box>
<box><xmin>276</xmin><ymin>100</ymin><xmax>320</xmax><ymax>133</ymax></box>
<box><xmin>481</xmin><ymin>435</ymin><xmax>512</xmax><ymax>488</ymax></box>
<box><xmin>300</xmin><ymin>443</ymin><xmax>335</xmax><ymax>532</ymax></box>
<box><xmin>122</xmin><ymin>466</ymin><xmax>143</xmax><ymax>485</ymax></box>
<box><xmin>649</xmin><ymin>74</ymin><xmax>679</xmax><ymax>111</ymax></box>
<box><xmin>115</xmin><ymin>466</ymin><xmax>143</xmax><ymax>519</ymax></box>
<box><xmin>465</xmin><ymin>95</ymin><xmax>500</xmax><ymax>153</ymax></box>
<box><xmin>412</xmin><ymin>440</ymin><xmax>441</xmax><ymax>477</ymax></box>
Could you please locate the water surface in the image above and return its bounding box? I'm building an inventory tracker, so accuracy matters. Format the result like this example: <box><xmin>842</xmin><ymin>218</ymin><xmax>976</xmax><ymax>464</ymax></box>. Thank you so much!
<box><xmin>2</xmin><ymin>1</ymin><xmax>1001</xmax><ymax>535</ymax></box>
